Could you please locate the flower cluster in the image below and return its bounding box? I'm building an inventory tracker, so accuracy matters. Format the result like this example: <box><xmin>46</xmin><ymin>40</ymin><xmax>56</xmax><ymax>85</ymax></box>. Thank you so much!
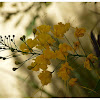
<box><xmin>51</xmin><ymin>22</ymin><xmax>70</xmax><ymax>38</ymax></box>
<box><xmin>74</xmin><ymin>27</ymin><xmax>86</xmax><ymax>38</ymax></box>
<box><xmin>84</xmin><ymin>54</ymin><xmax>98</xmax><ymax>70</ymax></box>
<box><xmin>0</xmin><ymin>22</ymin><xmax>98</xmax><ymax>88</ymax></box>
<box><xmin>57</xmin><ymin>62</ymin><xmax>73</xmax><ymax>81</ymax></box>
<box><xmin>18</xmin><ymin>22</ymin><xmax>98</xmax><ymax>86</ymax></box>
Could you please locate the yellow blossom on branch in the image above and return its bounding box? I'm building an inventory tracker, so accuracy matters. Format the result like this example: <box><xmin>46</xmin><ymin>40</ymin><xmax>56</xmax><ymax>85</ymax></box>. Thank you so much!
<box><xmin>84</xmin><ymin>59</ymin><xmax>91</xmax><ymax>70</ymax></box>
<box><xmin>38</xmin><ymin>71</ymin><xmax>52</xmax><ymax>85</ymax></box>
<box><xmin>31</xmin><ymin>62</ymin><xmax>39</xmax><ymax>71</ymax></box>
<box><xmin>55</xmin><ymin>50</ymin><xmax>66</xmax><ymax>60</ymax></box>
<box><xmin>51</xmin><ymin>22</ymin><xmax>70</xmax><ymax>38</ymax></box>
<box><xmin>57</xmin><ymin>66</ymin><xmax>70</xmax><ymax>81</ymax></box>
<box><xmin>59</xmin><ymin>43</ymin><xmax>72</xmax><ymax>55</ymax></box>
<box><xmin>84</xmin><ymin>54</ymin><xmax>98</xmax><ymax>70</ymax></box>
<box><xmin>20</xmin><ymin>38</ymin><xmax>37</xmax><ymax>52</ymax></box>
<box><xmin>55</xmin><ymin>43</ymin><xmax>72</xmax><ymax>60</ymax></box>
<box><xmin>20</xmin><ymin>43</ymin><xmax>28</xmax><ymax>52</ymax></box>
<box><xmin>28</xmin><ymin>54</ymin><xmax>51</xmax><ymax>71</ymax></box>
<box><xmin>18</xmin><ymin>22</ymin><xmax>98</xmax><ymax>88</ymax></box>
<box><xmin>43</xmin><ymin>48</ymin><xmax>56</xmax><ymax>59</ymax></box>
<box><xmin>37</xmin><ymin>25</ymin><xmax>51</xmax><ymax>33</ymax></box>
<box><xmin>36</xmin><ymin>33</ymin><xmax>55</xmax><ymax>49</ymax></box>
<box><xmin>74</xmin><ymin>27</ymin><xmax>86</xmax><ymax>38</ymax></box>
<box><xmin>87</xmin><ymin>54</ymin><xmax>98</xmax><ymax>60</ymax></box>
<box><xmin>31</xmin><ymin>62</ymin><xmax>47</xmax><ymax>71</ymax></box>
<box><xmin>57</xmin><ymin>62</ymin><xmax>73</xmax><ymax>81</ymax></box>
<box><xmin>69</xmin><ymin>78</ymin><xmax>77</xmax><ymax>86</ymax></box>
<box><xmin>35</xmin><ymin>54</ymin><xmax>50</xmax><ymax>65</ymax></box>
<box><xmin>73</xmin><ymin>41</ymin><xmax>80</xmax><ymax>51</ymax></box>
<box><xmin>26</xmin><ymin>39</ymin><xmax>36</xmax><ymax>48</ymax></box>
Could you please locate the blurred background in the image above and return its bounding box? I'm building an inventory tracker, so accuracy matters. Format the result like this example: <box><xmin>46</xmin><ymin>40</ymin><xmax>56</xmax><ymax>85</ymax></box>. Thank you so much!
<box><xmin>0</xmin><ymin>2</ymin><xmax>100</xmax><ymax>98</ymax></box>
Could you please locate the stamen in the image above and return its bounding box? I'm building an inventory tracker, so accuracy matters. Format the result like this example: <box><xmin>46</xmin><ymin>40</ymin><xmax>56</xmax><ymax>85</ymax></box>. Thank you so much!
<box><xmin>12</xmin><ymin>55</ymin><xmax>34</xmax><ymax>71</ymax></box>
<box><xmin>11</xmin><ymin>37</ymin><xmax>19</xmax><ymax>50</ymax></box>
<box><xmin>8</xmin><ymin>35</ymin><xmax>12</xmax><ymax>48</ymax></box>
<box><xmin>6</xmin><ymin>37</ymin><xmax>9</xmax><ymax>47</ymax></box>
<box><xmin>12</xmin><ymin>68</ymin><xmax>18</xmax><ymax>71</ymax></box>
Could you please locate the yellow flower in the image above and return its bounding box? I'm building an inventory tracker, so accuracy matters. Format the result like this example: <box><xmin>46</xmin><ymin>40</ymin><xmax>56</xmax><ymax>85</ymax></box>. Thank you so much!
<box><xmin>84</xmin><ymin>59</ymin><xmax>91</xmax><ymax>70</ymax></box>
<box><xmin>55</xmin><ymin>50</ymin><xmax>66</xmax><ymax>60</ymax></box>
<box><xmin>20</xmin><ymin>38</ymin><xmax>37</xmax><ymax>52</ymax></box>
<box><xmin>36</xmin><ymin>33</ymin><xmax>55</xmax><ymax>49</ymax></box>
<box><xmin>26</xmin><ymin>39</ymin><xmax>36</xmax><ymax>48</ymax></box>
<box><xmin>57</xmin><ymin>66</ymin><xmax>70</xmax><ymax>81</ymax></box>
<box><xmin>57</xmin><ymin>62</ymin><xmax>73</xmax><ymax>81</ymax></box>
<box><xmin>59</xmin><ymin>43</ymin><xmax>72</xmax><ymax>55</ymax></box>
<box><xmin>87</xmin><ymin>54</ymin><xmax>98</xmax><ymax>60</ymax></box>
<box><xmin>62</xmin><ymin>62</ymin><xmax>74</xmax><ymax>71</ymax></box>
<box><xmin>20</xmin><ymin>43</ymin><xmax>28</xmax><ymax>52</ymax></box>
<box><xmin>43</xmin><ymin>48</ymin><xmax>56</xmax><ymax>59</ymax></box>
<box><xmin>69</xmin><ymin>78</ymin><xmax>77</xmax><ymax>86</ymax></box>
<box><xmin>35</xmin><ymin>55</ymin><xmax>50</xmax><ymax>70</ymax></box>
<box><xmin>28</xmin><ymin>54</ymin><xmax>51</xmax><ymax>71</ymax></box>
<box><xmin>35</xmin><ymin>54</ymin><xmax>50</xmax><ymax>65</ymax></box>
<box><xmin>31</xmin><ymin>62</ymin><xmax>39</xmax><ymax>71</ymax></box>
<box><xmin>37</xmin><ymin>25</ymin><xmax>51</xmax><ymax>33</ymax></box>
<box><xmin>84</xmin><ymin>54</ymin><xmax>98</xmax><ymax>70</ymax></box>
<box><xmin>73</xmin><ymin>41</ymin><xmax>80</xmax><ymax>51</ymax></box>
<box><xmin>74</xmin><ymin>27</ymin><xmax>86</xmax><ymax>38</ymax></box>
<box><xmin>31</xmin><ymin>62</ymin><xmax>47</xmax><ymax>71</ymax></box>
<box><xmin>54</xmin><ymin>43</ymin><xmax>72</xmax><ymax>60</ymax></box>
<box><xmin>38</xmin><ymin>71</ymin><xmax>52</xmax><ymax>85</ymax></box>
<box><xmin>51</xmin><ymin>22</ymin><xmax>70</xmax><ymax>38</ymax></box>
<box><xmin>38</xmin><ymin>64</ymin><xmax>47</xmax><ymax>70</ymax></box>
